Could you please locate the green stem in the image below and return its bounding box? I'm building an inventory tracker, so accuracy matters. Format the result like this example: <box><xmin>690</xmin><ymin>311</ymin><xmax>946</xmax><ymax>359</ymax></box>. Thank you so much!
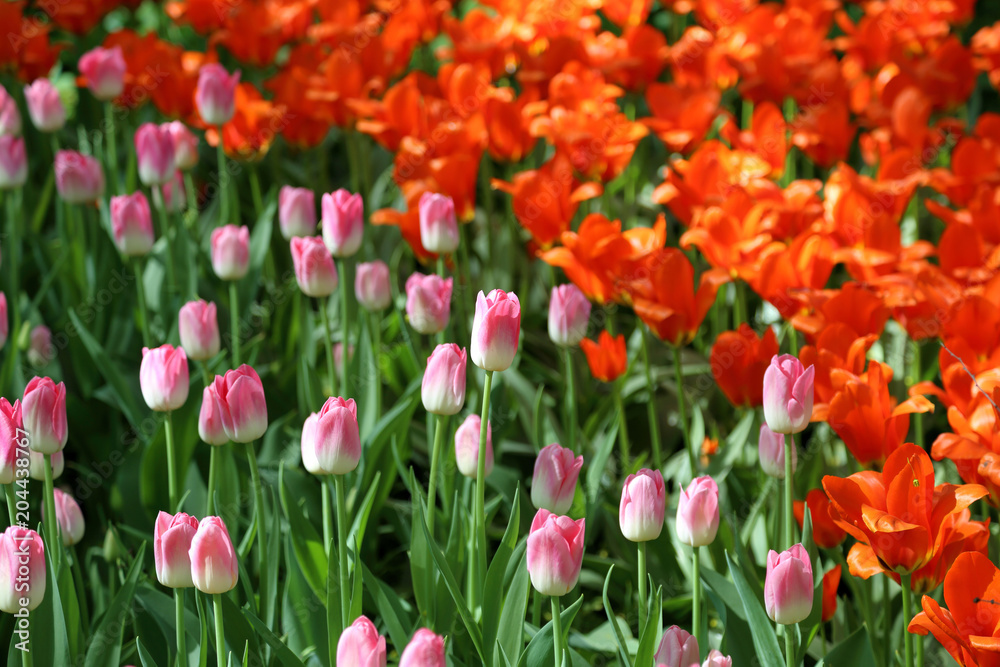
<box><xmin>338</xmin><ymin>261</ymin><xmax>349</xmax><ymax>398</ymax></box>
<box><xmin>105</xmin><ymin>102</ymin><xmax>120</xmax><ymax>195</ymax></box>
<box><xmin>613</xmin><ymin>383</ymin><xmax>631</xmax><ymax>471</ymax></box>
<box><xmin>427</xmin><ymin>414</ymin><xmax>447</xmax><ymax>537</ymax></box>
<box><xmin>229</xmin><ymin>282</ymin><xmax>240</xmax><ymax>368</ymax></box>
<box><xmin>43</xmin><ymin>454</ymin><xmax>59</xmax><ymax>570</ymax></box>
<box><xmin>371</xmin><ymin>313</ymin><xmax>382</xmax><ymax>421</ymax></box>
<box><xmin>176</xmin><ymin>589</ymin><xmax>187</xmax><ymax>667</ymax></box>
<box><xmin>785</xmin><ymin>433</ymin><xmax>795</xmax><ymax>549</ymax></box>
<box><xmin>216</xmin><ymin>136</ymin><xmax>229</xmax><ymax>226</ymax></box>
<box><xmin>6</xmin><ymin>192</ymin><xmax>20</xmax><ymax>365</ymax></box>
<box><xmin>322</xmin><ymin>477</ymin><xmax>332</xmax><ymax>557</ymax></box>
<box><xmin>640</xmin><ymin>327</ymin><xmax>662</xmax><ymax>469</ymax></box>
<box><xmin>637</xmin><ymin>542</ymin><xmax>648</xmax><ymax>631</ymax></box>
<box><xmin>19</xmin><ymin>616</ymin><xmax>31</xmax><ymax>667</ymax></box>
<box><xmin>911</xmin><ymin>341</ymin><xmax>924</xmax><ymax>449</ymax></box>
<box><xmin>71</xmin><ymin>546</ymin><xmax>90</xmax><ymax>635</ymax></box>
<box><xmin>472</xmin><ymin>369</ymin><xmax>494</xmax><ymax>614</ymax></box>
<box><xmin>902</xmin><ymin>575</ymin><xmax>913</xmax><ymax>667</ymax></box>
<box><xmin>245</xmin><ymin>441</ymin><xmax>267</xmax><ymax>620</ymax></box>
<box><xmin>206</xmin><ymin>446</ymin><xmax>218</xmax><ymax>516</ymax></box>
<box><xmin>320</xmin><ymin>297</ymin><xmax>337</xmax><ymax>396</ymax></box>
<box><xmin>785</xmin><ymin>623</ymin><xmax>795</xmax><ymax>667</ymax></box>
<box><xmin>693</xmin><ymin>546</ymin><xmax>703</xmax><ymax>657</ymax></box>
<box><xmin>213</xmin><ymin>594</ymin><xmax>226</xmax><ymax>667</ymax></box>
<box><xmin>249</xmin><ymin>166</ymin><xmax>263</xmax><ymax>219</ymax></box>
<box><xmin>184</xmin><ymin>172</ymin><xmax>198</xmax><ymax>223</ymax></box>
<box><xmin>334</xmin><ymin>474</ymin><xmax>350</xmax><ymax>629</ymax></box>
<box><xmin>154</xmin><ymin>186</ymin><xmax>177</xmax><ymax>297</ymax></box>
<box><xmin>532</xmin><ymin>589</ymin><xmax>543</xmax><ymax>628</ymax></box>
<box><xmin>562</xmin><ymin>346</ymin><xmax>577</xmax><ymax>454</ymax></box>
<box><xmin>673</xmin><ymin>345</ymin><xmax>695</xmax><ymax>477</ymax></box>
<box><xmin>133</xmin><ymin>258</ymin><xmax>151</xmax><ymax>348</ymax></box>
<box><xmin>884</xmin><ymin>575</ymin><xmax>892</xmax><ymax>667</ymax></box>
<box><xmin>482</xmin><ymin>157</ymin><xmax>496</xmax><ymax>286</ymax></box>
<box><xmin>551</xmin><ymin>595</ymin><xmax>563</xmax><ymax>667</ymax></box>
<box><xmin>5</xmin><ymin>483</ymin><xmax>16</xmax><ymax>526</ymax></box>
<box><xmin>165</xmin><ymin>412</ymin><xmax>178</xmax><ymax>512</ymax></box>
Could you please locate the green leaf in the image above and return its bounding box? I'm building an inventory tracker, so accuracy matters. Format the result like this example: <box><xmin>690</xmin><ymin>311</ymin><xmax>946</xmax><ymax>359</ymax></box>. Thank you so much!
<box><xmin>725</xmin><ymin>551</ymin><xmax>783</xmax><ymax>667</ymax></box>
<box><xmin>278</xmin><ymin>463</ymin><xmax>328</xmax><ymax>601</ymax></box>
<box><xmin>816</xmin><ymin>625</ymin><xmax>877</xmax><ymax>667</ymax></box>
<box><xmin>484</xmin><ymin>488</ymin><xmax>521</xmax><ymax>666</ymax></box>
<box><xmin>137</xmin><ymin>636</ymin><xmax>162</xmax><ymax>667</ymax></box>
<box><xmin>586</xmin><ymin>415</ymin><xmax>618</xmax><ymax>505</ymax></box>
<box><xmin>67</xmin><ymin>309</ymin><xmax>143</xmax><ymax>427</ymax></box>
<box><xmin>600</xmin><ymin>565</ymin><xmax>632</xmax><ymax>666</ymax></box>
<box><xmin>700</xmin><ymin>566</ymin><xmax>747</xmax><ymax>621</ymax></box>
<box><xmin>634</xmin><ymin>585</ymin><xmax>663</xmax><ymax>667</ymax></box>
<box><xmin>85</xmin><ymin>542</ymin><xmax>147</xmax><ymax>667</ymax></box>
<box><xmin>516</xmin><ymin>595</ymin><xmax>584</xmax><ymax>667</ymax></box>
<box><xmin>408</xmin><ymin>470</ymin><xmax>434</xmax><ymax>622</ymax></box>
<box><xmin>243</xmin><ymin>606</ymin><xmax>307</xmax><ymax>667</ymax></box>
<box><xmin>497</xmin><ymin>551</ymin><xmax>531</xmax><ymax>666</ymax></box>
<box><xmin>361</xmin><ymin>563</ymin><xmax>414</xmax><ymax>653</ymax></box>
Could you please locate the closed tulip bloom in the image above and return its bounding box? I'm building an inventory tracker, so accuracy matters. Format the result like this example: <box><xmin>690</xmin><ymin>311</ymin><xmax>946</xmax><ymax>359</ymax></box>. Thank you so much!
<box><xmin>110</xmin><ymin>192</ymin><xmax>154</xmax><ymax>257</ymax></box>
<box><xmin>24</xmin><ymin>79</ymin><xmax>65</xmax><ymax>132</ymax></box>
<box><xmin>165</xmin><ymin>121</ymin><xmax>198</xmax><ymax>170</ymax></box>
<box><xmin>0</xmin><ymin>136</ymin><xmax>27</xmax><ymax>190</ymax></box>
<box><xmin>195</xmin><ymin>64</ymin><xmax>240</xmax><ymax>126</ymax></box>
<box><xmin>620</xmin><ymin>469</ymin><xmax>666</xmax><ymax>542</ymax></box>
<box><xmin>549</xmin><ymin>284</ymin><xmax>591</xmax><ymax>346</ymax></box>
<box><xmin>178</xmin><ymin>300</ymin><xmax>221</xmax><ymax>361</ymax></box>
<box><xmin>654</xmin><ymin>626</ymin><xmax>699</xmax><ymax>667</ymax></box>
<box><xmin>702</xmin><ymin>650</ymin><xmax>733</xmax><ymax>667</ymax></box>
<box><xmin>213</xmin><ymin>365</ymin><xmax>268</xmax><ymax>443</ymax></box>
<box><xmin>210</xmin><ymin>224</ymin><xmax>250</xmax><ymax>281</ymax></box>
<box><xmin>764</xmin><ymin>544</ymin><xmax>814</xmax><ymax>625</ymax></box>
<box><xmin>161</xmin><ymin>170</ymin><xmax>186</xmax><ymax>213</ymax></box>
<box><xmin>78</xmin><ymin>46</ymin><xmax>126</xmax><ymax>101</ymax></box>
<box><xmin>0</xmin><ymin>293</ymin><xmax>7</xmax><ymax>350</ymax></box>
<box><xmin>0</xmin><ymin>86</ymin><xmax>21</xmax><ymax>136</ymax></box>
<box><xmin>405</xmin><ymin>273</ymin><xmax>452</xmax><ymax>334</ymax></box>
<box><xmin>422</xmin><ymin>344</ymin><xmax>467</xmax><ymax>416</ymax></box>
<box><xmin>399</xmin><ymin>629</ymin><xmax>446</xmax><ymax>667</ymax></box>
<box><xmin>55</xmin><ymin>150</ymin><xmax>104</xmax><ymax>203</ymax></box>
<box><xmin>140</xmin><ymin>345</ymin><xmax>189</xmax><ymax>412</ymax></box>
<box><xmin>337</xmin><ymin>616</ymin><xmax>387</xmax><ymax>667</ymax></box>
<box><xmin>763</xmin><ymin>354</ymin><xmax>814</xmax><ymax>435</ymax></box>
<box><xmin>278</xmin><ymin>186</ymin><xmax>316</xmax><ymax>239</ymax></box>
<box><xmin>198</xmin><ymin>385</ymin><xmax>229</xmax><ymax>446</ymax></box>
<box><xmin>154</xmin><ymin>511</ymin><xmax>199</xmax><ymax>588</ymax></box>
<box><xmin>53</xmin><ymin>488</ymin><xmax>84</xmax><ymax>546</ymax></box>
<box><xmin>676</xmin><ymin>476</ymin><xmax>720</xmax><ymax>547</ymax></box>
<box><xmin>0</xmin><ymin>527</ymin><xmax>45</xmax><ymax>612</ymax></box>
<box><xmin>28</xmin><ymin>325</ymin><xmax>53</xmax><ymax>367</ymax></box>
<box><xmin>531</xmin><ymin>443</ymin><xmax>583</xmax><ymax>515</ymax></box>
<box><xmin>527</xmin><ymin>508</ymin><xmax>586</xmax><ymax>596</ymax></box>
<box><xmin>291</xmin><ymin>236</ymin><xmax>338</xmax><ymax>297</ymax></box>
<box><xmin>22</xmin><ymin>376</ymin><xmax>68</xmax><ymax>454</ymax></box>
<box><xmin>0</xmin><ymin>398</ymin><xmax>23</xmax><ymax>484</ymax></box>
<box><xmin>418</xmin><ymin>192</ymin><xmax>459</xmax><ymax>254</ymax></box>
<box><xmin>135</xmin><ymin>122</ymin><xmax>176</xmax><ymax>187</ymax></box>
<box><xmin>355</xmin><ymin>260</ymin><xmax>391</xmax><ymax>311</ymax></box>
<box><xmin>455</xmin><ymin>414</ymin><xmax>493</xmax><ymax>478</ymax></box>
<box><xmin>189</xmin><ymin>516</ymin><xmax>238</xmax><ymax>594</ymax></box>
<box><xmin>29</xmin><ymin>449</ymin><xmax>63</xmax><ymax>481</ymax></box>
<box><xmin>471</xmin><ymin>289</ymin><xmax>521</xmax><ymax>372</ymax></box>
<box><xmin>301</xmin><ymin>397</ymin><xmax>360</xmax><ymax>475</ymax></box>
<box><xmin>758</xmin><ymin>424</ymin><xmax>796</xmax><ymax>479</ymax></box>
<box><xmin>321</xmin><ymin>189</ymin><xmax>364</xmax><ymax>257</ymax></box>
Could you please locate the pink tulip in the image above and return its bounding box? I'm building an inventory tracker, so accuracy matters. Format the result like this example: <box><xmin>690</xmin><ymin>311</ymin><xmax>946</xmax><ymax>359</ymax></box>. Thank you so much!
<box><xmin>334</xmin><ymin>343</ymin><xmax>353</xmax><ymax>370</ymax></box>
<box><xmin>195</xmin><ymin>64</ymin><xmax>240</xmax><ymax>126</ymax></box>
<box><xmin>29</xmin><ymin>449</ymin><xmax>63</xmax><ymax>481</ymax></box>
<box><xmin>399</xmin><ymin>628</ymin><xmax>446</xmax><ymax>667</ymax></box>
<box><xmin>190</xmin><ymin>516</ymin><xmax>239</xmax><ymax>594</ymax></box>
<box><xmin>422</xmin><ymin>344</ymin><xmax>467</xmax><ymax>416</ymax></box>
<box><xmin>527</xmin><ymin>508</ymin><xmax>586</xmax><ymax>597</ymax></box>
<box><xmin>0</xmin><ymin>86</ymin><xmax>21</xmax><ymax>136</ymax></box>
<box><xmin>355</xmin><ymin>260</ymin><xmax>391</xmax><ymax>311</ymax></box>
<box><xmin>301</xmin><ymin>397</ymin><xmax>360</xmax><ymax>475</ymax></box>
<box><xmin>321</xmin><ymin>189</ymin><xmax>364</xmax><ymax>257</ymax></box>
<box><xmin>548</xmin><ymin>284</ymin><xmax>591</xmax><ymax>347</ymax></box>
<box><xmin>154</xmin><ymin>511</ymin><xmax>199</xmax><ymax>588</ymax></box>
<box><xmin>291</xmin><ymin>236</ymin><xmax>338</xmax><ymax>298</ymax></box>
<box><xmin>0</xmin><ymin>527</ymin><xmax>45</xmax><ymax>612</ymax></box>
<box><xmin>0</xmin><ymin>398</ymin><xmax>23</xmax><ymax>485</ymax></box>
<box><xmin>213</xmin><ymin>365</ymin><xmax>268</xmax><ymax>443</ymax></box>
<box><xmin>702</xmin><ymin>650</ymin><xmax>733</xmax><ymax>667</ymax></box>
<box><xmin>654</xmin><ymin>626</ymin><xmax>700</xmax><ymax>667</ymax></box>
<box><xmin>531</xmin><ymin>443</ymin><xmax>583</xmax><ymax>515</ymax></box>
<box><xmin>164</xmin><ymin>121</ymin><xmax>198</xmax><ymax>170</ymax></box>
<box><xmin>765</xmin><ymin>543</ymin><xmax>814</xmax><ymax>625</ymax></box>
<box><xmin>0</xmin><ymin>136</ymin><xmax>27</xmax><ymax>189</ymax></box>
<box><xmin>161</xmin><ymin>170</ymin><xmax>186</xmax><ymax>213</ymax></box>
<box><xmin>134</xmin><ymin>122</ymin><xmax>176</xmax><ymax>187</ymax></box>
<box><xmin>110</xmin><ymin>191</ymin><xmax>155</xmax><ymax>257</ymax></box>
<box><xmin>179</xmin><ymin>300</ymin><xmax>221</xmax><ymax>362</ymax></box>
<box><xmin>278</xmin><ymin>186</ymin><xmax>316</xmax><ymax>239</ymax></box>
<box><xmin>676</xmin><ymin>476</ymin><xmax>719</xmax><ymax>547</ymax></box>
<box><xmin>210</xmin><ymin>224</ymin><xmax>250</xmax><ymax>281</ymax></box>
<box><xmin>28</xmin><ymin>325</ymin><xmax>53</xmax><ymax>367</ymax></box>
<box><xmin>55</xmin><ymin>150</ymin><xmax>104</xmax><ymax>203</ymax></box>
<box><xmin>0</xmin><ymin>293</ymin><xmax>7</xmax><ymax>351</ymax></box>
<box><xmin>198</xmin><ymin>385</ymin><xmax>229</xmax><ymax>446</ymax></box>
<box><xmin>619</xmin><ymin>469</ymin><xmax>666</xmax><ymax>542</ymax></box>
<box><xmin>758</xmin><ymin>424</ymin><xmax>795</xmax><ymax>479</ymax></box>
<box><xmin>405</xmin><ymin>273</ymin><xmax>452</xmax><ymax>335</ymax></box>
<box><xmin>455</xmin><ymin>414</ymin><xmax>493</xmax><ymax>478</ymax></box>
<box><xmin>79</xmin><ymin>46</ymin><xmax>126</xmax><ymax>101</ymax></box>
<box><xmin>471</xmin><ymin>289</ymin><xmax>521</xmax><ymax>372</ymax></box>
<box><xmin>337</xmin><ymin>615</ymin><xmax>387</xmax><ymax>667</ymax></box>
<box><xmin>763</xmin><ymin>354</ymin><xmax>814</xmax><ymax>435</ymax></box>
<box><xmin>22</xmin><ymin>376</ymin><xmax>68</xmax><ymax>454</ymax></box>
<box><xmin>418</xmin><ymin>191</ymin><xmax>459</xmax><ymax>254</ymax></box>
<box><xmin>24</xmin><ymin>79</ymin><xmax>65</xmax><ymax>132</ymax></box>
<box><xmin>140</xmin><ymin>345</ymin><xmax>189</xmax><ymax>412</ymax></box>
<box><xmin>53</xmin><ymin>488</ymin><xmax>85</xmax><ymax>546</ymax></box>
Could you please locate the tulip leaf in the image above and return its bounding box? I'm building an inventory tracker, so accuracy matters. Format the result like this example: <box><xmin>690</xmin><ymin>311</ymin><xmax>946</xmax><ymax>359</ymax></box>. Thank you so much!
<box><xmin>586</xmin><ymin>413</ymin><xmax>619</xmax><ymax>505</ymax></box>
<box><xmin>497</xmin><ymin>549</ymin><xmax>531</xmax><ymax>665</ymax></box>
<box><xmin>243</xmin><ymin>605</ymin><xmax>307</xmax><ymax>667</ymax></box>
<box><xmin>484</xmin><ymin>488</ymin><xmax>521</xmax><ymax>666</ymax></box>
<box><xmin>85</xmin><ymin>541</ymin><xmax>146</xmax><ymax>667</ymax></box>
<box><xmin>816</xmin><ymin>625</ymin><xmax>877</xmax><ymax>667</ymax></box>
<box><xmin>725</xmin><ymin>551</ymin><xmax>784</xmax><ymax>667</ymax></box>
<box><xmin>516</xmin><ymin>594</ymin><xmax>584</xmax><ymax>667</ymax></box>
<box><xmin>67</xmin><ymin>309</ymin><xmax>143</xmax><ymax>427</ymax></box>
<box><xmin>600</xmin><ymin>565</ymin><xmax>633</xmax><ymax>666</ymax></box>
<box><xmin>361</xmin><ymin>562</ymin><xmax>414</xmax><ymax>652</ymax></box>
<box><xmin>408</xmin><ymin>470</ymin><xmax>434</xmax><ymax>622</ymax></box>
<box><xmin>30</xmin><ymin>536</ymin><xmax>71</xmax><ymax>667</ymax></box>
<box><xmin>634</xmin><ymin>584</ymin><xmax>663</xmax><ymax>667</ymax></box>
<box><xmin>700</xmin><ymin>565</ymin><xmax>747</xmax><ymax>621</ymax></box>
<box><xmin>278</xmin><ymin>463</ymin><xmax>328</xmax><ymax>602</ymax></box>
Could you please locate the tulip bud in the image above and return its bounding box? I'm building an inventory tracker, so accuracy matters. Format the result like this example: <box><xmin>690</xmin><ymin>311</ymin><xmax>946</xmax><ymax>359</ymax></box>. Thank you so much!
<box><xmin>179</xmin><ymin>300</ymin><xmax>221</xmax><ymax>362</ymax></box>
<box><xmin>455</xmin><ymin>414</ymin><xmax>493</xmax><ymax>478</ymax></box>
<box><xmin>154</xmin><ymin>511</ymin><xmax>199</xmax><ymax>588</ymax></box>
<box><xmin>278</xmin><ymin>186</ymin><xmax>316</xmax><ymax>239</ymax></box>
<box><xmin>337</xmin><ymin>615</ymin><xmax>387</xmax><ymax>667</ymax></box>
<box><xmin>758</xmin><ymin>424</ymin><xmax>796</xmax><ymax>479</ymax></box>
<box><xmin>135</xmin><ymin>122</ymin><xmax>176</xmax><ymax>187</ymax></box>
<box><xmin>189</xmin><ymin>516</ymin><xmax>238</xmax><ymax>594</ymax></box>
<box><xmin>0</xmin><ymin>293</ymin><xmax>6</xmax><ymax>350</ymax></box>
<box><xmin>399</xmin><ymin>628</ymin><xmax>446</xmax><ymax>667</ymax></box>
<box><xmin>764</xmin><ymin>544</ymin><xmax>814</xmax><ymax>625</ymax></box>
<box><xmin>161</xmin><ymin>170</ymin><xmax>186</xmax><ymax>213</ymax></box>
<box><xmin>527</xmin><ymin>508</ymin><xmax>586</xmax><ymax>597</ymax></box>
<box><xmin>321</xmin><ymin>189</ymin><xmax>363</xmax><ymax>257</ymax></box>
<box><xmin>55</xmin><ymin>150</ymin><xmax>104</xmax><ymax>204</ymax></box>
<box><xmin>28</xmin><ymin>325</ymin><xmax>53</xmax><ymax>367</ymax></box>
<box><xmin>22</xmin><ymin>376</ymin><xmax>68</xmax><ymax>454</ymax></box>
<box><xmin>676</xmin><ymin>476</ymin><xmax>719</xmax><ymax>547</ymax></box>
<box><xmin>531</xmin><ymin>443</ymin><xmax>583</xmax><ymax>515</ymax></box>
<box><xmin>355</xmin><ymin>260</ymin><xmax>391</xmax><ymax>311</ymax></box>
<box><xmin>619</xmin><ymin>469</ymin><xmax>666</xmax><ymax>542</ymax></box>
<box><xmin>79</xmin><ymin>46</ymin><xmax>126</xmax><ymax>101</ymax></box>
<box><xmin>198</xmin><ymin>385</ymin><xmax>229</xmax><ymax>446</ymax></box>
<box><xmin>195</xmin><ymin>64</ymin><xmax>240</xmax><ymax>126</ymax></box>
<box><xmin>164</xmin><ymin>121</ymin><xmax>198</xmax><ymax>171</ymax></box>
<box><xmin>291</xmin><ymin>236</ymin><xmax>338</xmax><ymax>298</ymax></box>
<box><xmin>405</xmin><ymin>273</ymin><xmax>452</xmax><ymax>335</ymax></box>
<box><xmin>29</xmin><ymin>450</ymin><xmax>63</xmax><ymax>481</ymax></box>
<box><xmin>0</xmin><ymin>86</ymin><xmax>21</xmax><ymax>136</ymax></box>
<box><xmin>301</xmin><ymin>397</ymin><xmax>360</xmax><ymax>476</ymax></box>
<box><xmin>0</xmin><ymin>398</ymin><xmax>23</xmax><ymax>485</ymax></box>
<box><xmin>24</xmin><ymin>79</ymin><xmax>65</xmax><ymax>132</ymax></box>
<box><xmin>53</xmin><ymin>488</ymin><xmax>84</xmax><ymax>546</ymax></box>
<box><xmin>0</xmin><ymin>136</ymin><xmax>27</xmax><ymax>190</ymax></box>
<box><xmin>110</xmin><ymin>191</ymin><xmax>155</xmax><ymax>257</ymax></box>
<box><xmin>702</xmin><ymin>650</ymin><xmax>733</xmax><ymax>667</ymax></box>
<box><xmin>548</xmin><ymin>284</ymin><xmax>591</xmax><ymax>347</ymax></box>
<box><xmin>471</xmin><ymin>289</ymin><xmax>521</xmax><ymax>372</ymax></box>
<box><xmin>763</xmin><ymin>354</ymin><xmax>814</xmax><ymax>435</ymax></box>
<box><xmin>213</xmin><ymin>365</ymin><xmax>268</xmax><ymax>443</ymax></box>
<box><xmin>0</xmin><ymin>527</ymin><xmax>45</xmax><ymax>612</ymax></box>
<box><xmin>418</xmin><ymin>192</ymin><xmax>459</xmax><ymax>254</ymax></box>
<box><xmin>210</xmin><ymin>224</ymin><xmax>250</xmax><ymax>281</ymax></box>
<box><xmin>654</xmin><ymin>626</ymin><xmax>699</xmax><ymax>667</ymax></box>
<box><xmin>422</xmin><ymin>344</ymin><xmax>467</xmax><ymax>416</ymax></box>
<box><xmin>140</xmin><ymin>345</ymin><xmax>190</xmax><ymax>412</ymax></box>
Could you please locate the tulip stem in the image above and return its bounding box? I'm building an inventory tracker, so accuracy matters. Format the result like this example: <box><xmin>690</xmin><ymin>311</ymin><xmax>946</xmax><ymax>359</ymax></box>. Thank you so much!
<box><xmin>320</xmin><ymin>297</ymin><xmax>337</xmax><ymax>397</ymax></box>
<box><xmin>785</xmin><ymin>434</ymin><xmax>795</xmax><ymax>549</ymax></box>
<box><xmin>133</xmin><ymin>258</ymin><xmax>152</xmax><ymax>347</ymax></box>
<box><xmin>153</xmin><ymin>186</ymin><xmax>177</xmax><ymax>297</ymax></box>
<box><xmin>613</xmin><ymin>382</ymin><xmax>631</xmax><ymax>472</ymax></box>
<box><xmin>245</xmin><ymin>442</ymin><xmax>267</xmax><ymax>620</ymax></box>
<box><xmin>175</xmin><ymin>589</ymin><xmax>187</xmax><ymax>667</ymax></box>
<box><xmin>472</xmin><ymin>369</ymin><xmax>494</xmax><ymax>614</ymax></box>
<box><xmin>338</xmin><ymin>261</ymin><xmax>350</xmax><ymax>398</ymax></box>
<box><xmin>322</xmin><ymin>478</ymin><xmax>332</xmax><ymax>558</ymax></box>
<box><xmin>640</xmin><ymin>327</ymin><xmax>662</xmax><ymax>469</ymax></box>
<box><xmin>105</xmin><ymin>102</ymin><xmax>120</xmax><ymax>195</ymax></box>
<box><xmin>165</xmin><ymin>411</ymin><xmax>179</xmax><ymax>512</ymax></box>
<box><xmin>206</xmin><ymin>446</ymin><xmax>218</xmax><ymax>516</ymax></box>
<box><xmin>370</xmin><ymin>312</ymin><xmax>382</xmax><ymax>421</ymax></box>
<box><xmin>229</xmin><ymin>282</ymin><xmax>241</xmax><ymax>368</ymax></box>
<box><xmin>692</xmin><ymin>546</ymin><xmax>703</xmax><ymax>657</ymax></box>
<box><xmin>216</xmin><ymin>137</ymin><xmax>229</xmax><ymax>226</ymax></box>
<box><xmin>6</xmin><ymin>192</ymin><xmax>21</xmax><ymax>377</ymax></box>
<box><xmin>43</xmin><ymin>453</ymin><xmax>60</xmax><ymax>570</ymax></box>
<box><xmin>673</xmin><ymin>345</ymin><xmax>695</xmax><ymax>478</ymax></box>
<box><xmin>71</xmin><ymin>545</ymin><xmax>90</xmax><ymax>634</ymax></box>
<box><xmin>884</xmin><ymin>575</ymin><xmax>892</xmax><ymax>667</ymax></box>
<box><xmin>184</xmin><ymin>172</ymin><xmax>198</xmax><ymax>224</ymax></box>
<box><xmin>637</xmin><ymin>541</ymin><xmax>648</xmax><ymax>631</ymax></box>
<box><xmin>334</xmin><ymin>474</ymin><xmax>351</xmax><ymax>630</ymax></box>
<box><xmin>902</xmin><ymin>575</ymin><xmax>914</xmax><ymax>667</ymax></box>
<box><xmin>562</xmin><ymin>346</ymin><xmax>578</xmax><ymax>455</ymax></box>
<box><xmin>427</xmin><ymin>414</ymin><xmax>447</xmax><ymax>537</ymax></box>
<box><xmin>551</xmin><ymin>595</ymin><xmax>563</xmax><ymax>667</ymax></box>
<box><xmin>5</xmin><ymin>483</ymin><xmax>16</xmax><ymax>526</ymax></box>
<box><xmin>213</xmin><ymin>593</ymin><xmax>226</xmax><ymax>667</ymax></box>
<box><xmin>785</xmin><ymin>624</ymin><xmax>795</xmax><ymax>667</ymax></box>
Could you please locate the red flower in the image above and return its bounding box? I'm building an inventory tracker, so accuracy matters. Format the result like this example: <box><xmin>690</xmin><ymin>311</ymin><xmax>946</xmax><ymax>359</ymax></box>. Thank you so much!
<box><xmin>710</xmin><ymin>324</ymin><xmax>778</xmax><ymax>408</ymax></box>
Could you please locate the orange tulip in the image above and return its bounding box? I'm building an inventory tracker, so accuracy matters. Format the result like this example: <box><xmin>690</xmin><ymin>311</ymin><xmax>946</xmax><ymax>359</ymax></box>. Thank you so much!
<box><xmin>799</xmin><ymin>324</ymin><xmax>876</xmax><ymax>417</ymax></box>
<box><xmin>793</xmin><ymin>488</ymin><xmax>846</xmax><ymax>550</ymax></box>
<box><xmin>931</xmin><ymin>378</ymin><xmax>1000</xmax><ymax>506</ymax></box>
<box><xmin>973</xmin><ymin>23</ymin><xmax>1000</xmax><ymax>91</ymax></box>
<box><xmin>668</xmin><ymin>26</ymin><xmax>739</xmax><ymax>91</ymax></box>
<box><xmin>586</xmin><ymin>26</ymin><xmax>668</xmax><ymax>92</ymax></box>
<box><xmin>709</xmin><ymin>324</ymin><xmax>778</xmax><ymax>408</ymax></box>
<box><xmin>749</xmin><ymin>234</ymin><xmax>835</xmax><ymax>322</ymax></box>
<box><xmin>581</xmin><ymin>331</ymin><xmax>627</xmax><ymax>383</ymax></box>
<box><xmin>43</xmin><ymin>0</ymin><xmax>117</xmax><ymax>34</ymax></box>
<box><xmin>483</xmin><ymin>92</ymin><xmax>538</xmax><ymax>164</ymax></box>
<box><xmin>372</xmin><ymin>180</ymin><xmax>436</xmax><ymax>263</ymax></box>
<box><xmin>821</xmin><ymin>565</ymin><xmax>840</xmax><ymax>623</ymax></box>
<box><xmin>791</xmin><ymin>98</ymin><xmax>854</xmax><ymax>168</ymax></box>
<box><xmin>718</xmin><ymin>102</ymin><xmax>787</xmax><ymax>178</ymax></box>
<box><xmin>642</xmin><ymin>83</ymin><xmax>721</xmax><ymax>155</ymax></box>
<box><xmin>206</xmin><ymin>84</ymin><xmax>283</xmax><ymax>161</ymax></box>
